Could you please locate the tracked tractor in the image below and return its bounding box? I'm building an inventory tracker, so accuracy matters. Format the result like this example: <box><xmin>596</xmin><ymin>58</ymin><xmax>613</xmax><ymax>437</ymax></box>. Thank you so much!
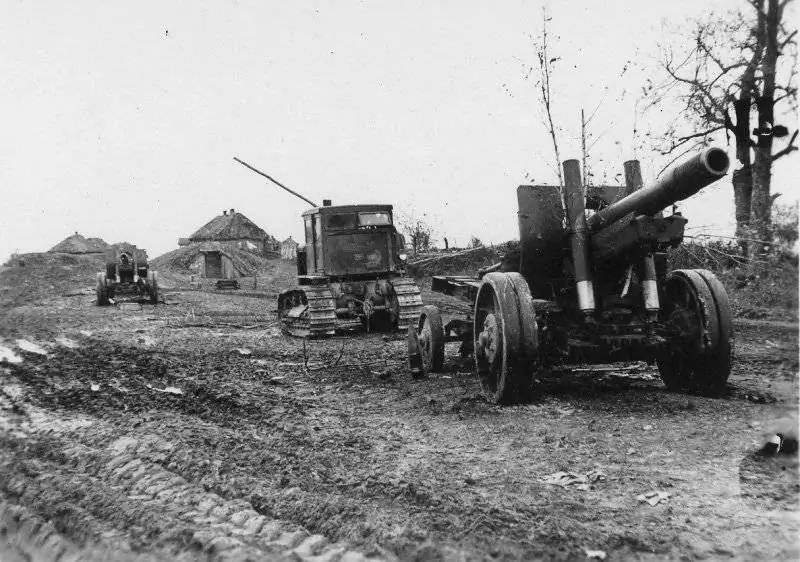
<box><xmin>234</xmin><ymin>157</ymin><xmax>423</xmax><ymax>337</ymax></box>
<box><xmin>96</xmin><ymin>244</ymin><xmax>159</xmax><ymax>305</ymax></box>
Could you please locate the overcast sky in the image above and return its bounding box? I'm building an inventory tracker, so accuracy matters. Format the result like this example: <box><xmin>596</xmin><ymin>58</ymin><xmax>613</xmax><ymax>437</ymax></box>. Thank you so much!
<box><xmin>1</xmin><ymin>0</ymin><xmax>797</xmax><ymax>262</ymax></box>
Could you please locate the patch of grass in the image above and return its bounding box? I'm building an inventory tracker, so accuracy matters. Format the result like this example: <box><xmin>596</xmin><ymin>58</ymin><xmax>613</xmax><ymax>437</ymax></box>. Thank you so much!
<box><xmin>668</xmin><ymin>241</ymin><xmax>798</xmax><ymax>321</ymax></box>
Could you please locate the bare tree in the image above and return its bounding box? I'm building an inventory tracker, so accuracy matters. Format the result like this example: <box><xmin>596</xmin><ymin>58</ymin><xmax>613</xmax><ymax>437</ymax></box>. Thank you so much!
<box><xmin>519</xmin><ymin>9</ymin><xmax>621</xmax><ymax>201</ymax></box>
<box><xmin>580</xmin><ymin>96</ymin><xmax>609</xmax><ymax>195</ymax></box>
<box><xmin>647</xmin><ymin>0</ymin><xmax>798</xmax><ymax>258</ymax></box>
<box><xmin>397</xmin><ymin>213</ymin><xmax>435</xmax><ymax>257</ymax></box>
<box><xmin>536</xmin><ymin>6</ymin><xmax>564</xmax><ymax>190</ymax></box>
<box><xmin>581</xmin><ymin>108</ymin><xmax>589</xmax><ymax>196</ymax></box>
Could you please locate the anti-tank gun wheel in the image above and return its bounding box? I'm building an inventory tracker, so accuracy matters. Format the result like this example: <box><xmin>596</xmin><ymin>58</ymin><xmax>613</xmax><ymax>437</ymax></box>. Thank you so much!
<box><xmin>147</xmin><ymin>271</ymin><xmax>159</xmax><ymax>304</ymax></box>
<box><xmin>658</xmin><ymin>269</ymin><xmax>733</xmax><ymax>397</ymax></box>
<box><xmin>473</xmin><ymin>272</ymin><xmax>539</xmax><ymax>404</ymax></box>
<box><xmin>407</xmin><ymin>305</ymin><xmax>445</xmax><ymax>378</ymax></box>
<box><xmin>96</xmin><ymin>272</ymin><xmax>109</xmax><ymax>306</ymax></box>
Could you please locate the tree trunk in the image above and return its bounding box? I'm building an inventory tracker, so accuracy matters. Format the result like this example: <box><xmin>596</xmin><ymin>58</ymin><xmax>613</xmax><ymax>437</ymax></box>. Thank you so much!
<box><xmin>732</xmin><ymin>166</ymin><xmax>753</xmax><ymax>252</ymax></box>
<box><xmin>747</xmin><ymin>0</ymin><xmax>780</xmax><ymax>265</ymax></box>
<box><xmin>749</xmin><ymin>145</ymin><xmax>773</xmax><ymax>261</ymax></box>
<box><xmin>733</xmin><ymin>98</ymin><xmax>752</xmax><ymax>166</ymax></box>
<box><xmin>731</xmin><ymin>95</ymin><xmax>754</xmax><ymax>255</ymax></box>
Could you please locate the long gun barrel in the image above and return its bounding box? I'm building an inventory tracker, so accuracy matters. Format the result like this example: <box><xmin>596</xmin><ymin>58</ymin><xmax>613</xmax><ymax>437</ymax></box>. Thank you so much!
<box><xmin>233</xmin><ymin>157</ymin><xmax>319</xmax><ymax>208</ymax></box>
<box><xmin>586</xmin><ymin>147</ymin><xmax>730</xmax><ymax>233</ymax></box>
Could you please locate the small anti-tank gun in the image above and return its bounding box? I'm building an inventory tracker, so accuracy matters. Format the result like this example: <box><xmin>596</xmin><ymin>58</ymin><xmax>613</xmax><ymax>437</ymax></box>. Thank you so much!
<box><xmin>408</xmin><ymin>147</ymin><xmax>734</xmax><ymax>402</ymax></box>
<box><xmin>96</xmin><ymin>244</ymin><xmax>159</xmax><ymax>305</ymax></box>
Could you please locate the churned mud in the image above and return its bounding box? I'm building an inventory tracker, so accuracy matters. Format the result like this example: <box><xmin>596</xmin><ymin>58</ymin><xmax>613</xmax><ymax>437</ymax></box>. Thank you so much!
<box><xmin>1</xmin><ymin>254</ymin><xmax>798</xmax><ymax>560</ymax></box>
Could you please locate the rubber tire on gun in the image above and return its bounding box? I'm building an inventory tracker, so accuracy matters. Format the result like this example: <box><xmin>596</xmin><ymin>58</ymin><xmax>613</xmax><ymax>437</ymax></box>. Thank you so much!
<box><xmin>473</xmin><ymin>272</ymin><xmax>538</xmax><ymax>404</ymax></box>
<box><xmin>96</xmin><ymin>272</ymin><xmax>109</xmax><ymax>306</ymax></box>
<box><xmin>657</xmin><ymin>268</ymin><xmax>733</xmax><ymax>397</ymax></box>
<box><xmin>414</xmin><ymin>305</ymin><xmax>445</xmax><ymax>376</ymax></box>
<box><xmin>147</xmin><ymin>271</ymin><xmax>159</xmax><ymax>305</ymax></box>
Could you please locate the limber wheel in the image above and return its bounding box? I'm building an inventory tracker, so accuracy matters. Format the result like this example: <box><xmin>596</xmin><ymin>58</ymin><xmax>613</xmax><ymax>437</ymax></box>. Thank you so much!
<box><xmin>408</xmin><ymin>325</ymin><xmax>424</xmax><ymax>378</ymax></box>
<box><xmin>96</xmin><ymin>272</ymin><xmax>109</xmax><ymax>306</ymax></box>
<box><xmin>147</xmin><ymin>271</ymin><xmax>159</xmax><ymax>305</ymax></box>
<box><xmin>414</xmin><ymin>305</ymin><xmax>445</xmax><ymax>376</ymax></box>
<box><xmin>658</xmin><ymin>269</ymin><xmax>733</xmax><ymax>397</ymax></box>
<box><xmin>473</xmin><ymin>272</ymin><xmax>538</xmax><ymax>404</ymax></box>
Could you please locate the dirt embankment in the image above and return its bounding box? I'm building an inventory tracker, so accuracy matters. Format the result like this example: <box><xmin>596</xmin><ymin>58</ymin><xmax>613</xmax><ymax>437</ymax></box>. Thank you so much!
<box><xmin>150</xmin><ymin>246</ymin><xmax>295</xmax><ymax>295</ymax></box>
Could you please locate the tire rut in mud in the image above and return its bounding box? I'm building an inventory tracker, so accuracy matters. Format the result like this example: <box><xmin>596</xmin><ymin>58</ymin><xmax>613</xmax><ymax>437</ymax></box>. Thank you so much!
<box><xmin>0</xmin><ymin>500</ymin><xmax>166</xmax><ymax>562</ymax></box>
<box><xmin>0</xmin><ymin>431</ymin><xmax>386</xmax><ymax>562</ymax></box>
<box><xmin>0</xmin><ymin>376</ymin><xmax>387</xmax><ymax>562</ymax></box>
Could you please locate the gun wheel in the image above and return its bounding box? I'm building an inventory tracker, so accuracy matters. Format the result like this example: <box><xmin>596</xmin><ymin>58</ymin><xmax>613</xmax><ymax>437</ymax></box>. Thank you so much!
<box><xmin>408</xmin><ymin>305</ymin><xmax>445</xmax><ymax>378</ymax></box>
<box><xmin>473</xmin><ymin>272</ymin><xmax>538</xmax><ymax>404</ymax></box>
<box><xmin>658</xmin><ymin>269</ymin><xmax>733</xmax><ymax>397</ymax></box>
<box><xmin>96</xmin><ymin>273</ymin><xmax>109</xmax><ymax>306</ymax></box>
<box><xmin>147</xmin><ymin>271</ymin><xmax>159</xmax><ymax>305</ymax></box>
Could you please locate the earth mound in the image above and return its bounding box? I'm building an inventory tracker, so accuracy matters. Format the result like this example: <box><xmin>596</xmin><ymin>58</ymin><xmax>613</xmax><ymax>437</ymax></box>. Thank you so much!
<box><xmin>152</xmin><ymin>243</ymin><xmax>278</xmax><ymax>277</ymax></box>
<box><xmin>151</xmin><ymin>243</ymin><xmax>294</xmax><ymax>293</ymax></box>
<box><xmin>407</xmin><ymin>241</ymin><xmax>519</xmax><ymax>277</ymax></box>
<box><xmin>1</xmin><ymin>251</ymin><xmax>105</xmax><ymax>307</ymax></box>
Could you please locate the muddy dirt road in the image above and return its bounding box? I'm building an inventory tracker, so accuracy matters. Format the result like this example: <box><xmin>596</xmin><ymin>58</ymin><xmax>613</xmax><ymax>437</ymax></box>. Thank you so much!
<box><xmin>1</xmin><ymin>257</ymin><xmax>798</xmax><ymax>561</ymax></box>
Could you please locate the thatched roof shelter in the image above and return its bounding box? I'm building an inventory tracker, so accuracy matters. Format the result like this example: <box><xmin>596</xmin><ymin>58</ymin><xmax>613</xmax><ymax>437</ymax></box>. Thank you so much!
<box><xmin>152</xmin><ymin>241</ymin><xmax>272</xmax><ymax>277</ymax></box>
<box><xmin>189</xmin><ymin>208</ymin><xmax>272</xmax><ymax>243</ymax></box>
<box><xmin>49</xmin><ymin>232</ymin><xmax>109</xmax><ymax>254</ymax></box>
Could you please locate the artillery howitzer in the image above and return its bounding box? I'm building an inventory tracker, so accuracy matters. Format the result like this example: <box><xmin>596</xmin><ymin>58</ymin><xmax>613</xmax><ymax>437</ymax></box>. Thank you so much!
<box><xmin>408</xmin><ymin>147</ymin><xmax>734</xmax><ymax>401</ymax></box>
<box><xmin>235</xmin><ymin>157</ymin><xmax>423</xmax><ymax>337</ymax></box>
<box><xmin>96</xmin><ymin>244</ymin><xmax>159</xmax><ymax>305</ymax></box>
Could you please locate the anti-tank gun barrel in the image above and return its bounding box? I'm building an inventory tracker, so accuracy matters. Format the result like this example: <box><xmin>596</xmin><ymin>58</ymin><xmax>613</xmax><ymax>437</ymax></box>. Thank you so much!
<box><xmin>586</xmin><ymin>147</ymin><xmax>730</xmax><ymax>233</ymax></box>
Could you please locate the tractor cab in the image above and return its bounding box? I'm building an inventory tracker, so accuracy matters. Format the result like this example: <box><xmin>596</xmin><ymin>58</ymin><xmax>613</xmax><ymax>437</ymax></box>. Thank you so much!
<box><xmin>233</xmin><ymin>156</ymin><xmax>422</xmax><ymax>336</ymax></box>
<box><xmin>297</xmin><ymin>203</ymin><xmax>407</xmax><ymax>281</ymax></box>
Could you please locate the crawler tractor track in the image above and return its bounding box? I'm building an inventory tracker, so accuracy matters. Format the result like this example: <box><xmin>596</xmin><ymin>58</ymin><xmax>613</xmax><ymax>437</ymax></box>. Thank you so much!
<box><xmin>278</xmin><ymin>278</ymin><xmax>422</xmax><ymax>338</ymax></box>
<box><xmin>277</xmin><ymin>287</ymin><xmax>337</xmax><ymax>338</ymax></box>
<box><xmin>391</xmin><ymin>277</ymin><xmax>423</xmax><ymax>330</ymax></box>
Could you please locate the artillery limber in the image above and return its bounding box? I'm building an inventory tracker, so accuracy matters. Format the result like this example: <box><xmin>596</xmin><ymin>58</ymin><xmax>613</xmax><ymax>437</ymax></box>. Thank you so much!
<box><xmin>408</xmin><ymin>147</ymin><xmax>734</xmax><ymax>402</ymax></box>
<box><xmin>96</xmin><ymin>244</ymin><xmax>159</xmax><ymax>305</ymax></box>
